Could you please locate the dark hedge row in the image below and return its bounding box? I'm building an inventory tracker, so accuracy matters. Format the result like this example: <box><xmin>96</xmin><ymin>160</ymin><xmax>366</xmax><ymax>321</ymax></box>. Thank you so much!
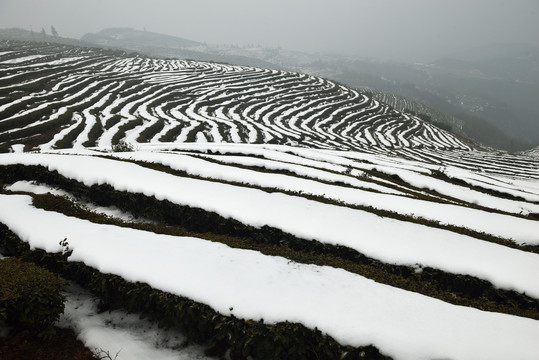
<box><xmin>136</xmin><ymin>118</ymin><xmax>166</xmax><ymax>143</ymax></box>
<box><xmin>0</xmin><ymin>223</ymin><xmax>390</xmax><ymax>360</ymax></box>
<box><xmin>125</xmin><ymin>156</ymin><xmax>538</xmax><ymax>253</ymax></box>
<box><xmin>158</xmin><ymin>122</ymin><xmax>186</xmax><ymax>143</ymax></box>
<box><xmin>110</xmin><ymin>118</ymin><xmax>144</xmax><ymax>146</ymax></box>
<box><xmin>188</xmin><ymin>148</ymin><xmax>534</xmax><ymax>221</ymax></box>
<box><xmin>354</xmin><ymin>165</ymin><xmax>537</xmax><ymax>221</ymax></box>
<box><xmin>430</xmin><ymin>169</ymin><xmax>533</xmax><ymax>204</ymax></box>
<box><xmin>82</xmin><ymin>120</ymin><xmax>104</xmax><ymax>148</ymax></box>
<box><xmin>1</xmin><ymin>163</ymin><xmax>538</xmax><ymax>320</ymax></box>
<box><xmin>185</xmin><ymin>122</ymin><xmax>211</xmax><ymax>143</ymax></box>
<box><xmin>0</xmin><ymin>105</ymin><xmax>53</xmax><ymax>135</ymax></box>
<box><xmin>0</xmin><ymin>257</ymin><xmax>65</xmax><ymax>338</ymax></box>
<box><xmin>0</xmin><ymin>79</ymin><xmax>114</xmax><ymax>151</ymax></box>
<box><xmin>54</xmin><ymin>116</ymin><xmax>88</xmax><ymax>149</ymax></box>
<box><xmin>0</xmin><ymin>108</ymin><xmax>74</xmax><ymax>150</ymax></box>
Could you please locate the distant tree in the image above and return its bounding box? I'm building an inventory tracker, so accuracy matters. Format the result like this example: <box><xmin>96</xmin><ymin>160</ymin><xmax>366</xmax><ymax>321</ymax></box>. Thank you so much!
<box><xmin>41</xmin><ymin>28</ymin><xmax>46</xmax><ymax>38</ymax></box>
<box><xmin>50</xmin><ymin>26</ymin><xmax>58</xmax><ymax>37</ymax></box>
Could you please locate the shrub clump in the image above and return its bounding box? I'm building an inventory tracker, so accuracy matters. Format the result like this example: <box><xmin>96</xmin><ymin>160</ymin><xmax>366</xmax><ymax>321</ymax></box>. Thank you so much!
<box><xmin>111</xmin><ymin>139</ymin><xmax>134</xmax><ymax>152</ymax></box>
<box><xmin>0</xmin><ymin>257</ymin><xmax>65</xmax><ymax>338</ymax></box>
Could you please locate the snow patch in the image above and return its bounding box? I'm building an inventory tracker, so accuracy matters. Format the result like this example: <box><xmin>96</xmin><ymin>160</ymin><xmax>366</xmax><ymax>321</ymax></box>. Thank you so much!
<box><xmin>58</xmin><ymin>283</ymin><xmax>210</xmax><ymax>360</ymax></box>
<box><xmin>1</xmin><ymin>194</ymin><xmax>538</xmax><ymax>360</ymax></box>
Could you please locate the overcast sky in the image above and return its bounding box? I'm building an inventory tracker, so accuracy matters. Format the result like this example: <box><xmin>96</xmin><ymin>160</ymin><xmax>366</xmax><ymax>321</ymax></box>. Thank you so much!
<box><xmin>1</xmin><ymin>0</ymin><xmax>538</xmax><ymax>62</ymax></box>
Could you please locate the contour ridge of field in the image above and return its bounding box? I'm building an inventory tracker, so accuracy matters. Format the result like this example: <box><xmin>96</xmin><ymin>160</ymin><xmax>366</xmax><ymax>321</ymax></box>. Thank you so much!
<box><xmin>0</xmin><ymin>40</ymin><xmax>471</xmax><ymax>153</ymax></box>
<box><xmin>1</xmin><ymin>39</ymin><xmax>539</xmax><ymax>360</ymax></box>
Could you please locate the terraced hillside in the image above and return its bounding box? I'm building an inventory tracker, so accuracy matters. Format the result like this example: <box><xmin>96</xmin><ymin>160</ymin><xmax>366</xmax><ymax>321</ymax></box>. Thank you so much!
<box><xmin>0</xmin><ymin>40</ymin><xmax>471</xmax><ymax>153</ymax></box>
<box><xmin>1</xmin><ymin>40</ymin><xmax>539</xmax><ymax>360</ymax></box>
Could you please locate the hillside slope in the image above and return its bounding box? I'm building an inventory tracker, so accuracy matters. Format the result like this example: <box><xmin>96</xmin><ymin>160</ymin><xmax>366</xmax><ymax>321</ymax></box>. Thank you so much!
<box><xmin>0</xmin><ymin>40</ymin><xmax>471</xmax><ymax>154</ymax></box>
<box><xmin>1</xmin><ymin>40</ymin><xmax>539</xmax><ymax>360</ymax></box>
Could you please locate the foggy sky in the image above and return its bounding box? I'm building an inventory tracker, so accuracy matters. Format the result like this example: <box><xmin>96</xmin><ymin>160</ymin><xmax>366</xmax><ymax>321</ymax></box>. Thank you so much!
<box><xmin>1</xmin><ymin>0</ymin><xmax>538</xmax><ymax>62</ymax></box>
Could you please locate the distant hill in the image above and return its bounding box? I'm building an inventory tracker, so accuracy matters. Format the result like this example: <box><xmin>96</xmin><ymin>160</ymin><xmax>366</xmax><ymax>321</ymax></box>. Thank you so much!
<box><xmin>81</xmin><ymin>27</ymin><xmax>202</xmax><ymax>50</ymax></box>
<box><xmin>0</xmin><ymin>27</ymin><xmax>93</xmax><ymax>47</ymax></box>
<box><xmin>81</xmin><ymin>27</ymin><xmax>280</xmax><ymax>69</ymax></box>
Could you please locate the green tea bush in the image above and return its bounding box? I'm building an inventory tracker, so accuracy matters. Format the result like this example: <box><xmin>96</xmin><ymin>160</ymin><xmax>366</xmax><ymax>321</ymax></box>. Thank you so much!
<box><xmin>0</xmin><ymin>257</ymin><xmax>65</xmax><ymax>337</ymax></box>
<box><xmin>0</xmin><ymin>223</ymin><xmax>391</xmax><ymax>359</ymax></box>
<box><xmin>1</xmin><ymin>165</ymin><xmax>538</xmax><ymax>321</ymax></box>
<box><xmin>110</xmin><ymin>119</ymin><xmax>143</xmax><ymax>146</ymax></box>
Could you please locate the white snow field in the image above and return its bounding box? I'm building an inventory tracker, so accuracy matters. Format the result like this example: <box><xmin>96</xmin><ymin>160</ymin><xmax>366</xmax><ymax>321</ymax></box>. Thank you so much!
<box><xmin>1</xmin><ymin>194</ymin><xmax>538</xmax><ymax>360</ymax></box>
<box><xmin>58</xmin><ymin>283</ymin><xmax>211</xmax><ymax>360</ymax></box>
<box><xmin>108</xmin><ymin>150</ymin><xmax>539</xmax><ymax>243</ymax></box>
<box><xmin>1</xmin><ymin>41</ymin><xmax>539</xmax><ymax>360</ymax></box>
<box><xmin>1</xmin><ymin>152</ymin><xmax>538</xmax><ymax>300</ymax></box>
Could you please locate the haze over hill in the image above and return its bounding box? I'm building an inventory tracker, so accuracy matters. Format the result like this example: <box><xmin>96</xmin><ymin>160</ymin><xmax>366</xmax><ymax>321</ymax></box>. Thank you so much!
<box><xmin>76</xmin><ymin>27</ymin><xmax>539</xmax><ymax>151</ymax></box>
<box><xmin>1</xmin><ymin>0</ymin><xmax>538</xmax><ymax>150</ymax></box>
<box><xmin>2</xmin><ymin>0</ymin><xmax>538</xmax><ymax>62</ymax></box>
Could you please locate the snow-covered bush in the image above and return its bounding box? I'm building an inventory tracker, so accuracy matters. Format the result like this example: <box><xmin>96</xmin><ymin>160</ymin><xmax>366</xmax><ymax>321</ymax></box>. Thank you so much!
<box><xmin>111</xmin><ymin>139</ymin><xmax>134</xmax><ymax>152</ymax></box>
